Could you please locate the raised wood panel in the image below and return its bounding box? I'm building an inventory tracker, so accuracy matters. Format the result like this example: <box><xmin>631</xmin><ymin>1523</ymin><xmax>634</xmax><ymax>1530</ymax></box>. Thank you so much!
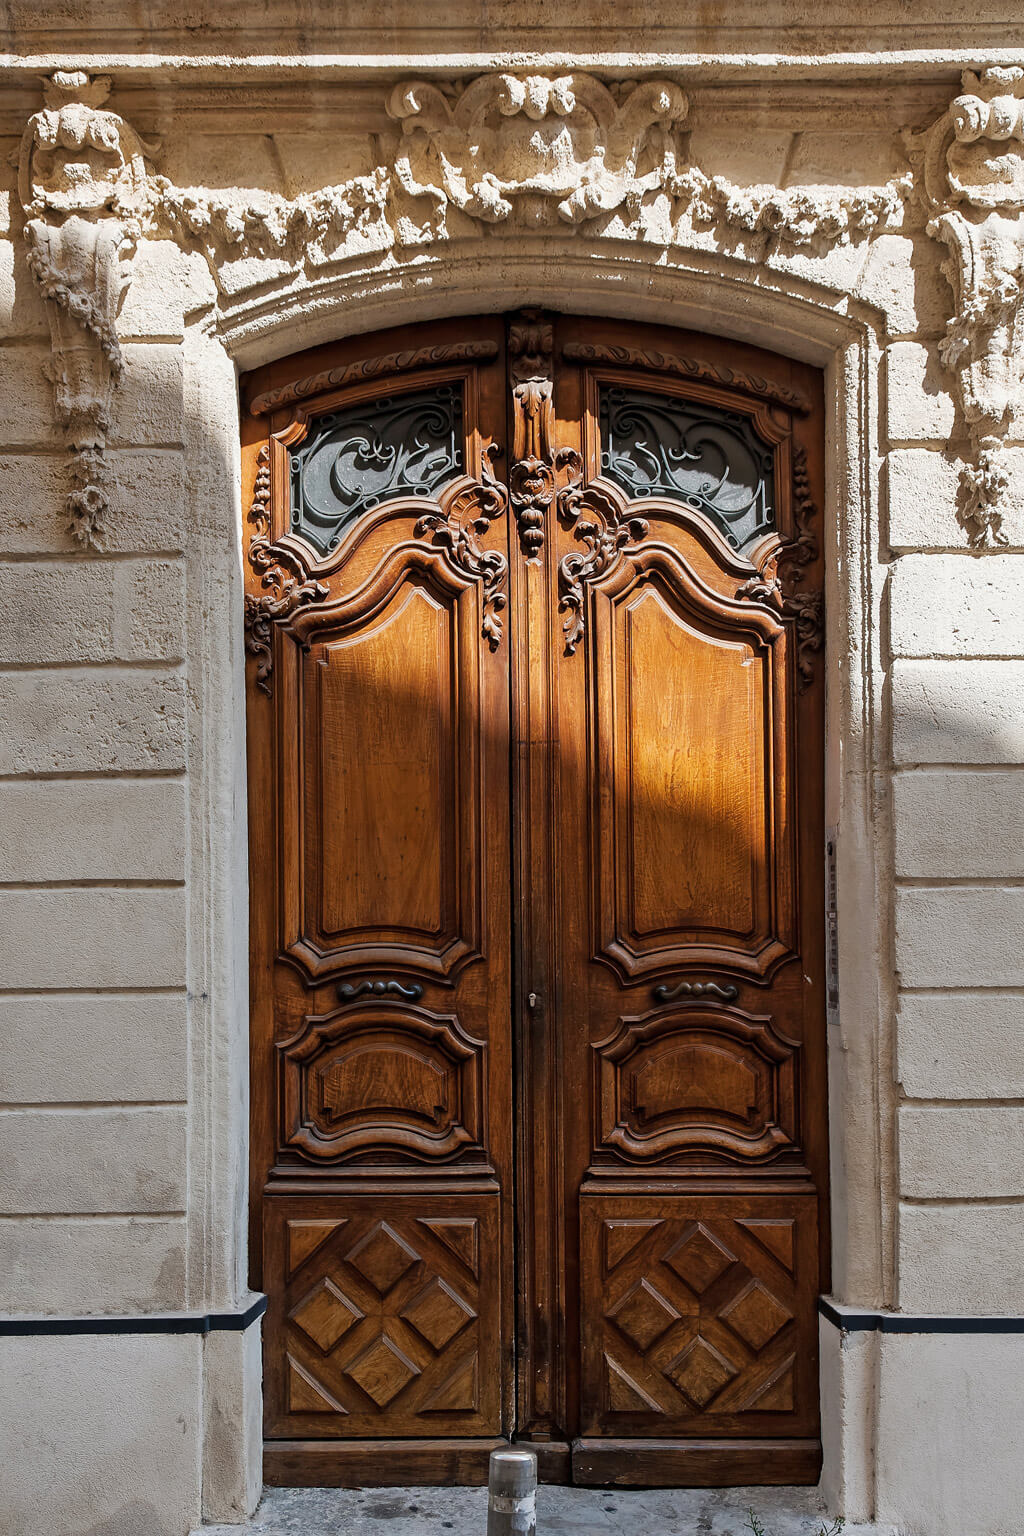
<box><xmin>318</xmin><ymin>586</ymin><xmax>451</xmax><ymax>939</ymax></box>
<box><xmin>579</xmin><ymin>1195</ymin><xmax>819</xmax><ymax>1440</ymax></box>
<box><xmin>284</xmin><ymin>562</ymin><xmax>485</xmax><ymax>982</ymax></box>
<box><xmin>279</xmin><ymin>1002</ymin><xmax>485</xmax><ymax>1162</ymax></box>
<box><xmin>590</xmin><ymin>554</ymin><xmax>797</xmax><ymax>983</ymax></box>
<box><xmin>264</xmin><ymin>1196</ymin><xmax>504</xmax><ymax>1439</ymax></box>
<box><xmin>594</xmin><ymin>1004</ymin><xmax>798</xmax><ymax>1163</ymax></box>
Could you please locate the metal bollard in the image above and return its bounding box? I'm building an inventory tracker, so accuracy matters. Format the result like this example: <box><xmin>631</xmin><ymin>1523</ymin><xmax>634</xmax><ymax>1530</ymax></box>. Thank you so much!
<box><xmin>486</xmin><ymin>1446</ymin><xmax>538</xmax><ymax>1536</ymax></box>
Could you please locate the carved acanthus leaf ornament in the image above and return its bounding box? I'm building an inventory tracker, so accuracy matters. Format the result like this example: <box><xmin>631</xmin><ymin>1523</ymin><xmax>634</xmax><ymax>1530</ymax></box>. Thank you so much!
<box><xmin>244</xmin><ymin>445</ymin><xmax>329</xmax><ymax>695</ymax></box>
<box><xmin>16</xmin><ymin>71</ymin><xmax>157</xmax><ymax>547</ymax></box>
<box><xmin>909</xmin><ymin>67</ymin><xmax>1024</xmax><ymax>548</ymax></box>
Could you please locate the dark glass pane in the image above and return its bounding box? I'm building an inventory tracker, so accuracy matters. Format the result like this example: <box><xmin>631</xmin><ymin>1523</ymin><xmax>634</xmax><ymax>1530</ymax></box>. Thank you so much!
<box><xmin>598</xmin><ymin>384</ymin><xmax>775</xmax><ymax>551</ymax></box>
<box><xmin>290</xmin><ymin>384</ymin><xmax>464</xmax><ymax>555</ymax></box>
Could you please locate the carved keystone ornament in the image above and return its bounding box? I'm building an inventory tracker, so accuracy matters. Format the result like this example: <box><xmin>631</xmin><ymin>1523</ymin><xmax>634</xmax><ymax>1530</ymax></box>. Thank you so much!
<box><xmin>16</xmin><ymin>71</ymin><xmax>157</xmax><ymax>548</ymax></box>
<box><xmin>387</xmin><ymin>73</ymin><xmax>689</xmax><ymax>233</ymax></box>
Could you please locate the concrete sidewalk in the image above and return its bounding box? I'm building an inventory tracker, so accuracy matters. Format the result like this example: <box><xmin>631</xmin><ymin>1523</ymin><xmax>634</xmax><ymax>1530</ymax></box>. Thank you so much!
<box><xmin>196</xmin><ymin>1485</ymin><xmax>897</xmax><ymax>1535</ymax></box>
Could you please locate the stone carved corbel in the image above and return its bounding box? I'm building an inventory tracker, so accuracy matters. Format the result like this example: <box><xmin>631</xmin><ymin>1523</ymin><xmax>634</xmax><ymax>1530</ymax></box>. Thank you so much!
<box><xmin>386</xmin><ymin>73</ymin><xmax>688</xmax><ymax>235</ymax></box>
<box><xmin>909</xmin><ymin>67</ymin><xmax>1024</xmax><ymax>548</ymax></box>
<box><xmin>16</xmin><ymin>71</ymin><xmax>156</xmax><ymax>548</ymax></box>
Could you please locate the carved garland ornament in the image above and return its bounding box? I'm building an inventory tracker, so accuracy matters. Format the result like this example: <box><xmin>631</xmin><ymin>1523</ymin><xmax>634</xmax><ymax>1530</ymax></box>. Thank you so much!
<box><xmin>909</xmin><ymin>67</ymin><xmax>1024</xmax><ymax>548</ymax></box>
<box><xmin>16</xmin><ymin>71</ymin><xmax>157</xmax><ymax>547</ymax></box>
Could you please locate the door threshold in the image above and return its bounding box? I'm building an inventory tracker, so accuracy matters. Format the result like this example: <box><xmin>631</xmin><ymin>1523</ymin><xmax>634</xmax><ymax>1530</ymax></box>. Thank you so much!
<box><xmin>194</xmin><ymin>1483</ymin><xmax>895</xmax><ymax>1536</ymax></box>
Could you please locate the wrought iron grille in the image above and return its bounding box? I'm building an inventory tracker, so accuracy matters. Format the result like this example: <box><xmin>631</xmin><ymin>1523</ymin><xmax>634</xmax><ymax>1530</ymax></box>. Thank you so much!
<box><xmin>289</xmin><ymin>384</ymin><xmax>464</xmax><ymax>555</ymax></box>
<box><xmin>598</xmin><ymin>384</ymin><xmax>775</xmax><ymax>551</ymax></box>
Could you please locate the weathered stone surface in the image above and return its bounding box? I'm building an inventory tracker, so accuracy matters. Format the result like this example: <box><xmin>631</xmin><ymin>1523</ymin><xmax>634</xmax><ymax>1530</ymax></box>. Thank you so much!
<box><xmin>0</xmin><ymin>557</ymin><xmax>184</xmax><ymax>663</ymax></box>
<box><xmin>0</xmin><ymin>1105</ymin><xmax>187</xmax><ymax>1214</ymax></box>
<box><xmin>0</xmin><ymin>1333</ymin><xmax>201</xmax><ymax>1536</ymax></box>
<box><xmin>0</xmin><ymin>448</ymin><xmax>187</xmax><ymax>554</ymax></box>
<box><xmin>895</xmin><ymin>887</ymin><xmax>1024</xmax><ymax>988</ymax></box>
<box><xmin>0</xmin><ymin>237</ymin><xmax>48</xmax><ymax>339</ymax></box>
<box><xmin>111</xmin><ymin>343</ymin><xmax>187</xmax><ymax>448</ymax></box>
<box><xmin>897</xmin><ymin>1202</ymin><xmax>1024</xmax><ymax>1314</ymax></box>
<box><xmin>118</xmin><ymin>240</ymin><xmax>216</xmax><ymax>339</ymax></box>
<box><xmin>900</xmin><ymin>1105</ymin><xmax>1024</xmax><ymax>1199</ymax></box>
<box><xmin>0</xmin><ymin>992</ymin><xmax>187</xmax><ymax>1103</ymax></box>
<box><xmin>0</xmin><ymin>343</ymin><xmax>60</xmax><ymax>445</ymax></box>
<box><xmin>885</xmin><ymin>341</ymin><xmax>956</xmax><ymax>442</ymax></box>
<box><xmin>0</xmin><ymin>1213</ymin><xmax>187</xmax><ymax>1314</ymax></box>
<box><xmin>855</xmin><ymin>232</ymin><xmax>950</xmax><ymax>338</ymax></box>
<box><xmin>0</xmin><ymin>888</ymin><xmax>186</xmax><ymax>988</ymax></box>
<box><xmin>0</xmin><ymin>777</ymin><xmax>186</xmax><ymax>880</ymax></box>
<box><xmin>891</xmin><ymin>660</ymin><xmax>1024</xmax><ymax>765</ymax></box>
<box><xmin>876</xmin><ymin>1333</ymin><xmax>1024</xmax><ymax>1533</ymax></box>
<box><xmin>898</xmin><ymin>991</ymin><xmax>1024</xmax><ymax>1099</ymax></box>
<box><xmin>894</xmin><ymin>769</ymin><xmax>1024</xmax><ymax>878</ymax></box>
<box><xmin>889</xmin><ymin>555</ymin><xmax>1024</xmax><ymax>657</ymax></box>
<box><xmin>0</xmin><ymin>667</ymin><xmax>186</xmax><ymax>772</ymax></box>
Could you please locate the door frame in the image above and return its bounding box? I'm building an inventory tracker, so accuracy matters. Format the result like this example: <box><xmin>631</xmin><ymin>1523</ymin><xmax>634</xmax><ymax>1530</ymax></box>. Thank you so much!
<box><xmin>197</xmin><ymin>244</ymin><xmax>892</xmax><ymax>1505</ymax></box>
<box><xmin>230</xmin><ymin>273</ymin><xmax>890</xmax><ymax>1486</ymax></box>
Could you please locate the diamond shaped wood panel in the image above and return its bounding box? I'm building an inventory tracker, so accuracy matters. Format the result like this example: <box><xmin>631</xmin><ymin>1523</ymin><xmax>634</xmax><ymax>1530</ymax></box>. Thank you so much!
<box><xmin>580</xmin><ymin>1194</ymin><xmax>819</xmax><ymax>1438</ymax></box>
<box><xmin>263</xmin><ymin>1196</ymin><xmax>502</xmax><ymax>1438</ymax></box>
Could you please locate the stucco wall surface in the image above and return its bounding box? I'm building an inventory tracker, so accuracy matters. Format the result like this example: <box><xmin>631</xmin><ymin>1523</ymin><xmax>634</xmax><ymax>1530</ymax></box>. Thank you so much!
<box><xmin>0</xmin><ymin>8</ymin><xmax>1023</xmax><ymax>1535</ymax></box>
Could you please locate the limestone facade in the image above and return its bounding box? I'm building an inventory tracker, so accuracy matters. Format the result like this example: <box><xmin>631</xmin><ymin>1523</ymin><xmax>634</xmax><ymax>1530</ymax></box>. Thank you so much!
<box><xmin>1</xmin><ymin>7</ymin><xmax>1023</xmax><ymax>1534</ymax></box>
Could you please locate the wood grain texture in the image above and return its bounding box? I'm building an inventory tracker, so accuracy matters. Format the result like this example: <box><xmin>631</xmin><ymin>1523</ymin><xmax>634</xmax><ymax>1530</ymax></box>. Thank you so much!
<box><xmin>244</xmin><ymin>312</ymin><xmax>827</xmax><ymax>1484</ymax></box>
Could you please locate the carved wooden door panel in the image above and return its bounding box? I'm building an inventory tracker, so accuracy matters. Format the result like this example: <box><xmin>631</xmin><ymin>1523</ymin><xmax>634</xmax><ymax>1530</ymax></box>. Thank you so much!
<box><xmin>243</xmin><ymin>313</ymin><xmax>827</xmax><ymax>1488</ymax></box>
<box><xmin>244</xmin><ymin>320</ymin><xmax>515</xmax><ymax>1482</ymax></box>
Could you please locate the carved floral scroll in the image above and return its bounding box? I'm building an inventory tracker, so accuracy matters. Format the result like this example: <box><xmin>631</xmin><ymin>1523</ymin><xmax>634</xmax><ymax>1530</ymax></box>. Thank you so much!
<box><xmin>16</xmin><ymin>71</ymin><xmax>157</xmax><ymax>547</ymax></box>
<box><xmin>910</xmin><ymin>67</ymin><xmax>1024</xmax><ymax>548</ymax></box>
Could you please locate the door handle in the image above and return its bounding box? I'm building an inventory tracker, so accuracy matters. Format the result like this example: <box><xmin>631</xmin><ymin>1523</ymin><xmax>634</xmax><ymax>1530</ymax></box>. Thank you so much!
<box><xmin>337</xmin><ymin>978</ymin><xmax>424</xmax><ymax>1002</ymax></box>
<box><xmin>652</xmin><ymin>980</ymin><xmax>738</xmax><ymax>1003</ymax></box>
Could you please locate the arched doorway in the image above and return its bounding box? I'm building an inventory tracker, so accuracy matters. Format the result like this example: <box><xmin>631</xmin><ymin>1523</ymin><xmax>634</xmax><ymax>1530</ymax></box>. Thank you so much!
<box><xmin>242</xmin><ymin>311</ymin><xmax>828</xmax><ymax>1487</ymax></box>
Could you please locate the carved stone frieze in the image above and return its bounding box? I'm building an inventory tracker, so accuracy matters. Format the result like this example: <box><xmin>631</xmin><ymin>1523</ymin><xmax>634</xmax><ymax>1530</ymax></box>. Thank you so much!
<box><xmin>909</xmin><ymin>66</ymin><xmax>1024</xmax><ymax>547</ymax></box>
<box><xmin>16</xmin><ymin>71</ymin><xmax>157</xmax><ymax>547</ymax></box>
<box><xmin>671</xmin><ymin>166</ymin><xmax>911</xmax><ymax>257</ymax></box>
<box><xmin>150</xmin><ymin>167</ymin><xmax>390</xmax><ymax>278</ymax></box>
<box><xmin>386</xmin><ymin>74</ymin><xmax>689</xmax><ymax>235</ymax></box>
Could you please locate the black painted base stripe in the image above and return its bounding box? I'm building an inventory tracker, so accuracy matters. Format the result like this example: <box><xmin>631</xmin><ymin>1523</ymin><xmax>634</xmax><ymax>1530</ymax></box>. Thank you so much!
<box><xmin>0</xmin><ymin>1294</ymin><xmax>267</xmax><ymax>1337</ymax></box>
<box><xmin>818</xmin><ymin>1296</ymin><xmax>1024</xmax><ymax>1334</ymax></box>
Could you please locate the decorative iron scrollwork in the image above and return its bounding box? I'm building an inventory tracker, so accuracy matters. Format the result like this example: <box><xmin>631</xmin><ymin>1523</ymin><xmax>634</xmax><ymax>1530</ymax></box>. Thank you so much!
<box><xmin>289</xmin><ymin>384</ymin><xmax>464</xmax><ymax>556</ymax></box>
<box><xmin>244</xmin><ymin>444</ymin><xmax>329</xmax><ymax>696</ymax></box>
<box><xmin>414</xmin><ymin>445</ymin><xmax>511</xmax><ymax>649</ymax></box>
<box><xmin>598</xmin><ymin>384</ymin><xmax>775</xmax><ymax>552</ymax></box>
<box><xmin>652</xmin><ymin>980</ymin><xmax>740</xmax><ymax>1003</ymax></box>
<box><xmin>337</xmin><ymin>978</ymin><xmax>425</xmax><ymax>1002</ymax></box>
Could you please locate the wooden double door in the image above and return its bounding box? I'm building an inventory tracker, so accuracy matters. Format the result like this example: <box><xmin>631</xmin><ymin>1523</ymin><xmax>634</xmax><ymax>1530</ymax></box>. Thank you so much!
<box><xmin>244</xmin><ymin>312</ymin><xmax>828</xmax><ymax>1488</ymax></box>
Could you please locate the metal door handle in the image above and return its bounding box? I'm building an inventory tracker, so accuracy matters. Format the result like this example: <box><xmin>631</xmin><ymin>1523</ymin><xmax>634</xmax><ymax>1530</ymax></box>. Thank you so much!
<box><xmin>652</xmin><ymin>980</ymin><xmax>738</xmax><ymax>1003</ymax></box>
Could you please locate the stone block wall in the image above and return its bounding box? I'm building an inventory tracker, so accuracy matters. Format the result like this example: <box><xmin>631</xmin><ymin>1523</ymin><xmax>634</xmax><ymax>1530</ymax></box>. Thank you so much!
<box><xmin>0</xmin><ymin>11</ymin><xmax>1023</xmax><ymax>1534</ymax></box>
